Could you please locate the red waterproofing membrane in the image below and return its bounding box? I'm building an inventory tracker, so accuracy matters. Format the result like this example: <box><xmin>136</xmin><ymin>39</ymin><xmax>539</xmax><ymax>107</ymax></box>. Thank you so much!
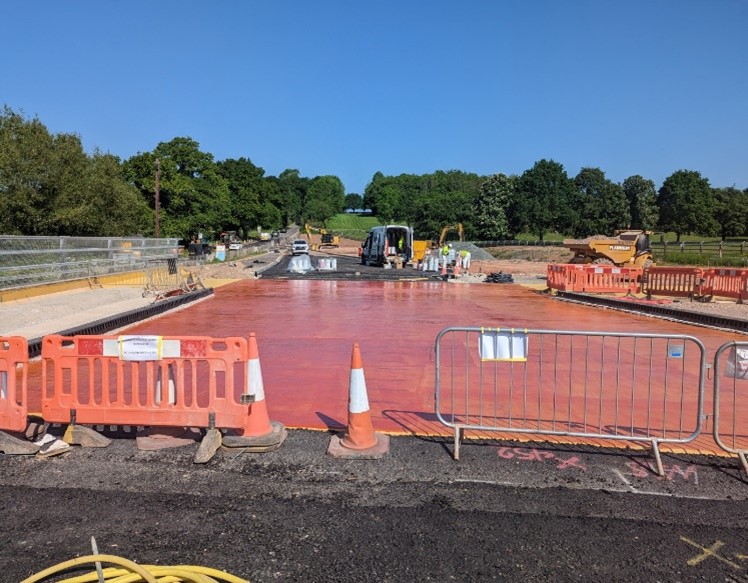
<box><xmin>24</xmin><ymin>280</ymin><xmax>745</xmax><ymax>452</ymax></box>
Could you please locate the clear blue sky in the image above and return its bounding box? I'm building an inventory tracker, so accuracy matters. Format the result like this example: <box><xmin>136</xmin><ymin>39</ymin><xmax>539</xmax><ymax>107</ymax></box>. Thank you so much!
<box><xmin>3</xmin><ymin>1</ymin><xmax>746</xmax><ymax>194</ymax></box>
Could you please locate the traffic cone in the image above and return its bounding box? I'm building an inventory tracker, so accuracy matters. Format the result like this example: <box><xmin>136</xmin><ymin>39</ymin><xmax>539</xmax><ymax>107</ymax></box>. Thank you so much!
<box><xmin>453</xmin><ymin>261</ymin><xmax>461</xmax><ymax>277</ymax></box>
<box><xmin>222</xmin><ymin>333</ymin><xmax>286</xmax><ymax>451</ymax></box>
<box><xmin>327</xmin><ymin>342</ymin><xmax>389</xmax><ymax>459</ymax></box>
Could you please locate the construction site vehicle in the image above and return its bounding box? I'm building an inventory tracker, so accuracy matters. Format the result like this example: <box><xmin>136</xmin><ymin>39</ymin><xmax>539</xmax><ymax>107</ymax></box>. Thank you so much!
<box><xmin>304</xmin><ymin>223</ymin><xmax>340</xmax><ymax>249</ymax></box>
<box><xmin>319</xmin><ymin>230</ymin><xmax>340</xmax><ymax>248</ymax></box>
<box><xmin>563</xmin><ymin>230</ymin><xmax>654</xmax><ymax>267</ymax></box>
<box><xmin>361</xmin><ymin>225</ymin><xmax>414</xmax><ymax>267</ymax></box>
<box><xmin>438</xmin><ymin>223</ymin><xmax>464</xmax><ymax>246</ymax></box>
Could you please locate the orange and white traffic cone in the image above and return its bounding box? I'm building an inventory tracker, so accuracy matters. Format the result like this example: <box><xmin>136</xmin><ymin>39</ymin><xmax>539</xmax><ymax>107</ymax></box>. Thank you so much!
<box><xmin>327</xmin><ymin>342</ymin><xmax>389</xmax><ymax>459</ymax></box>
<box><xmin>222</xmin><ymin>333</ymin><xmax>286</xmax><ymax>451</ymax></box>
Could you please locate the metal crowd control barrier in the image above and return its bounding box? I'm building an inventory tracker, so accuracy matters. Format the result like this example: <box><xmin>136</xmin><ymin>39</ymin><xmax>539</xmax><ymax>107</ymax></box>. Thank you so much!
<box><xmin>701</xmin><ymin>268</ymin><xmax>748</xmax><ymax>303</ymax></box>
<box><xmin>434</xmin><ymin>327</ymin><xmax>706</xmax><ymax>475</ymax></box>
<box><xmin>41</xmin><ymin>334</ymin><xmax>250</xmax><ymax>433</ymax></box>
<box><xmin>0</xmin><ymin>336</ymin><xmax>29</xmax><ymax>433</ymax></box>
<box><xmin>644</xmin><ymin>267</ymin><xmax>704</xmax><ymax>300</ymax></box>
<box><xmin>713</xmin><ymin>341</ymin><xmax>748</xmax><ymax>475</ymax></box>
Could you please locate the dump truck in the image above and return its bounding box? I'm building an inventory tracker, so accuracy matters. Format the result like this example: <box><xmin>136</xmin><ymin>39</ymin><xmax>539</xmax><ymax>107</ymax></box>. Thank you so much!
<box><xmin>360</xmin><ymin>225</ymin><xmax>414</xmax><ymax>267</ymax></box>
<box><xmin>563</xmin><ymin>230</ymin><xmax>654</xmax><ymax>267</ymax></box>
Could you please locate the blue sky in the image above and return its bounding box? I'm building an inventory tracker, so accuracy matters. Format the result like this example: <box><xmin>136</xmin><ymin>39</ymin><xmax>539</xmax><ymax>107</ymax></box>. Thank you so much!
<box><xmin>3</xmin><ymin>1</ymin><xmax>746</xmax><ymax>194</ymax></box>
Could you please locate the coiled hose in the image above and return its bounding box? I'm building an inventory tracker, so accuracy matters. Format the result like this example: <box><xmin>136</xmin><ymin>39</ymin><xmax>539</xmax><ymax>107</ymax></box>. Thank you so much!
<box><xmin>20</xmin><ymin>553</ymin><xmax>249</xmax><ymax>583</ymax></box>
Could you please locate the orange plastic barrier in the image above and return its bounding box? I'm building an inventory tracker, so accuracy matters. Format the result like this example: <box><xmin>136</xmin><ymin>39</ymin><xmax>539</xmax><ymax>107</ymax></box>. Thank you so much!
<box><xmin>547</xmin><ymin>264</ymin><xmax>641</xmax><ymax>294</ymax></box>
<box><xmin>0</xmin><ymin>336</ymin><xmax>29</xmax><ymax>432</ymax></box>
<box><xmin>41</xmin><ymin>334</ymin><xmax>250</xmax><ymax>430</ymax></box>
<box><xmin>701</xmin><ymin>268</ymin><xmax>748</xmax><ymax>303</ymax></box>
<box><xmin>645</xmin><ymin>267</ymin><xmax>704</xmax><ymax>299</ymax></box>
<box><xmin>546</xmin><ymin>264</ymin><xmax>581</xmax><ymax>291</ymax></box>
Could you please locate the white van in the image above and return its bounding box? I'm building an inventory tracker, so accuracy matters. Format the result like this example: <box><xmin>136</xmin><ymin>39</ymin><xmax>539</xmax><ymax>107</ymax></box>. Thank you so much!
<box><xmin>360</xmin><ymin>225</ymin><xmax>414</xmax><ymax>266</ymax></box>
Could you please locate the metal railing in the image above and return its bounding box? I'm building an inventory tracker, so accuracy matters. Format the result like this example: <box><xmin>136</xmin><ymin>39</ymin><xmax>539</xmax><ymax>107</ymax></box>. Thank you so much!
<box><xmin>434</xmin><ymin>326</ymin><xmax>707</xmax><ymax>475</ymax></box>
<box><xmin>0</xmin><ymin>236</ymin><xmax>179</xmax><ymax>290</ymax></box>
<box><xmin>713</xmin><ymin>341</ymin><xmax>748</xmax><ymax>475</ymax></box>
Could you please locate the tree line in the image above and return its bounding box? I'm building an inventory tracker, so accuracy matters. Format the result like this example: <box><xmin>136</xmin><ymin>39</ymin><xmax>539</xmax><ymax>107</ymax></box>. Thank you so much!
<box><xmin>365</xmin><ymin>162</ymin><xmax>748</xmax><ymax>242</ymax></box>
<box><xmin>1</xmin><ymin>106</ymin><xmax>746</xmax><ymax>242</ymax></box>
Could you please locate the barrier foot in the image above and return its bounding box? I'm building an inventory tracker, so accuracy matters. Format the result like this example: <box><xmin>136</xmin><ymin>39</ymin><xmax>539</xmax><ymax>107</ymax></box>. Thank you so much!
<box><xmin>0</xmin><ymin>430</ymin><xmax>40</xmax><ymax>455</ymax></box>
<box><xmin>136</xmin><ymin>427</ymin><xmax>200</xmax><ymax>451</ymax></box>
<box><xmin>453</xmin><ymin>426</ymin><xmax>463</xmax><ymax>461</ymax></box>
<box><xmin>221</xmin><ymin>420</ymin><xmax>287</xmax><ymax>452</ymax></box>
<box><xmin>327</xmin><ymin>432</ymin><xmax>390</xmax><ymax>460</ymax></box>
<box><xmin>64</xmin><ymin>425</ymin><xmax>112</xmax><ymax>448</ymax></box>
<box><xmin>194</xmin><ymin>428</ymin><xmax>222</xmax><ymax>464</ymax></box>
<box><xmin>651</xmin><ymin>439</ymin><xmax>664</xmax><ymax>477</ymax></box>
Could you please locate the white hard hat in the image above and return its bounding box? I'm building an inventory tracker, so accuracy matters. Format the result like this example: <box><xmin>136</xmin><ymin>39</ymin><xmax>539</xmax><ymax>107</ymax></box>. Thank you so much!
<box><xmin>448</xmin><ymin>243</ymin><xmax>453</xmax><ymax>248</ymax></box>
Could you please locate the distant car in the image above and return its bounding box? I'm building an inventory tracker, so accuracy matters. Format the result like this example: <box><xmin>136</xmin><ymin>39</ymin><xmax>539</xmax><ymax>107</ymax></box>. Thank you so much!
<box><xmin>292</xmin><ymin>239</ymin><xmax>309</xmax><ymax>255</ymax></box>
<box><xmin>280</xmin><ymin>227</ymin><xmax>288</xmax><ymax>233</ymax></box>
<box><xmin>228</xmin><ymin>242</ymin><xmax>242</xmax><ymax>251</ymax></box>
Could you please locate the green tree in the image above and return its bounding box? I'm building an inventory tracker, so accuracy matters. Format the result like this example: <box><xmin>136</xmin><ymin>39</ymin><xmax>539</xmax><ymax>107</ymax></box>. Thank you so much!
<box><xmin>474</xmin><ymin>173</ymin><xmax>514</xmax><ymax>240</ymax></box>
<box><xmin>622</xmin><ymin>175</ymin><xmax>659</xmax><ymax>231</ymax></box>
<box><xmin>570</xmin><ymin>167</ymin><xmax>630</xmax><ymax>237</ymax></box>
<box><xmin>412</xmin><ymin>189</ymin><xmax>474</xmax><ymax>239</ymax></box>
<box><xmin>712</xmin><ymin>186</ymin><xmax>748</xmax><ymax>240</ymax></box>
<box><xmin>217</xmin><ymin>157</ymin><xmax>269</xmax><ymax>237</ymax></box>
<box><xmin>305</xmin><ymin>175</ymin><xmax>345</xmax><ymax>223</ymax></box>
<box><xmin>363</xmin><ymin>172</ymin><xmax>385</xmax><ymax>217</ymax></box>
<box><xmin>275</xmin><ymin>169</ymin><xmax>308</xmax><ymax>226</ymax></box>
<box><xmin>658</xmin><ymin>170</ymin><xmax>718</xmax><ymax>240</ymax></box>
<box><xmin>124</xmin><ymin>137</ymin><xmax>232</xmax><ymax>239</ymax></box>
<box><xmin>344</xmin><ymin>193</ymin><xmax>363</xmax><ymax>210</ymax></box>
<box><xmin>0</xmin><ymin>106</ymin><xmax>148</xmax><ymax>236</ymax></box>
<box><xmin>374</xmin><ymin>184</ymin><xmax>400</xmax><ymax>223</ymax></box>
<box><xmin>75</xmin><ymin>151</ymin><xmax>151</xmax><ymax>236</ymax></box>
<box><xmin>511</xmin><ymin>159</ymin><xmax>573</xmax><ymax>240</ymax></box>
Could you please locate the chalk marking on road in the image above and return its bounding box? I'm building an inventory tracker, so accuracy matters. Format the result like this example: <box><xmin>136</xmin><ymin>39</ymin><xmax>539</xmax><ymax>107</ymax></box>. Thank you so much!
<box><xmin>610</xmin><ymin>469</ymin><xmax>716</xmax><ymax>500</ymax></box>
<box><xmin>681</xmin><ymin>537</ymin><xmax>742</xmax><ymax>570</ymax></box>
<box><xmin>452</xmin><ymin>478</ymin><xmax>518</xmax><ymax>487</ymax></box>
<box><xmin>611</xmin><ymin>469</ymin><xmax>637</xmax><ymax>493</ymax></box>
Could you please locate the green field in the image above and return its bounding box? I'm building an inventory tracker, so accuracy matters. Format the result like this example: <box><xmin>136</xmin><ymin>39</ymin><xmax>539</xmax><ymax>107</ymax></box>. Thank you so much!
<box><xmin>325</xmin><ymin>214</ymin><xmax>381</xmax><ymax>240</ymax></box>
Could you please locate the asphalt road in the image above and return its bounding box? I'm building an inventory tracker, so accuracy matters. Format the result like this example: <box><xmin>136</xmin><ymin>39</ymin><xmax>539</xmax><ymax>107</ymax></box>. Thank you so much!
<box><xmin>2</xmin><ymin>429</ymin><xmax>747</xmax><ymax>582</ymax></box>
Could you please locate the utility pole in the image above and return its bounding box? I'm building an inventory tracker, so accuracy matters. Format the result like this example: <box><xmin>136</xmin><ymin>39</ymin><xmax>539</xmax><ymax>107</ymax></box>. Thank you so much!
<box><xmin>154</xmin><ymin>157</ymin><xmax>160</xmax><ymax>238</ymax></box>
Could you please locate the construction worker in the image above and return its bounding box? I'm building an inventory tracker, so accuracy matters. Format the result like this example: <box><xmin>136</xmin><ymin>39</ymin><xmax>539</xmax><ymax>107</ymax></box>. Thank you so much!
<box><xmin>460</xmin><ymin>248</ymin><xmax>471</xmax><ymax>272</ymax></box>
<box><xmin>441</xmin><ymin>243</ymin><xmax>450</xmax><ymax>267</ymax></box>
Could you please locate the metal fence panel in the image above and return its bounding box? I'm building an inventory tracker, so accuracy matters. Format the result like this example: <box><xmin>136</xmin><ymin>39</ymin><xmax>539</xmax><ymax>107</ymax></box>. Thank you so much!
<box><xmin>435</xmin><ymin>327</ymin><xmax>706</xmax><ymax>473</ymax></box>
<box><xmin>0</xmin><ymin>236</ymin><xmax>179</xmax><ymax>289</ymax></box>
<box><xmin>713</xmin><ymin>341</ymin><xmax>748</xmax><ymax>475</ymax></box>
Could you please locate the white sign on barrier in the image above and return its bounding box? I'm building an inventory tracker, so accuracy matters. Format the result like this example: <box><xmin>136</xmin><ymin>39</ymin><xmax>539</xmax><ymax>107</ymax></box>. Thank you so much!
<box><xmin>118</xmin><ymin>336</ymin><xmax>163</xmax><ymax>361</ymax></box>
<box><xmin>479</xmin><ymin>329</ymin><xmax>528</xmax><ymax>362</ymax></box>
<box><xmin>724</xmin><ymin>347</ymin><xmax>748</xmax><ymax>379</ymax></box>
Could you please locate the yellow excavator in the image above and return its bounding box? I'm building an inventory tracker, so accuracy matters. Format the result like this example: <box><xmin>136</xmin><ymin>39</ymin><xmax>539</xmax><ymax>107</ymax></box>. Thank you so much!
<box><xmin>304</xmin><ymin>223</ymin><xmax>340</xmax><ymax>250</ymax></box>
<box><xmin>438</xmin><ymin>223</ymin><xmax>464</xmax><ymax>246</ymax></box>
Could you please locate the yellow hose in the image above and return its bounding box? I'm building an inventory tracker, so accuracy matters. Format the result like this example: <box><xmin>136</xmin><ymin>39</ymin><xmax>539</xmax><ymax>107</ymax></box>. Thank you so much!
<box><xmin>20</xmin><ymin>554</ymin><xmax>249</xmax><ymax>583</ymax></box>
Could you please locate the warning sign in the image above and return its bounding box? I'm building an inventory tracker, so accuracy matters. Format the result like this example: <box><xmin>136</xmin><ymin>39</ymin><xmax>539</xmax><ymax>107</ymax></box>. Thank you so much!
<box><xmin>118</xmin><ymin>336</ymin><xmax>163</xmax><ymax>361</ymax></box>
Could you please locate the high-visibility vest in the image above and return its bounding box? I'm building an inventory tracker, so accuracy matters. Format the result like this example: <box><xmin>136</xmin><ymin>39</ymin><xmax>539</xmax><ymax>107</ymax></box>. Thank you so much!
<box><xmin>442</xmin><ymin>245</ymin><xmax>449</xmax><ymax>256</ymax></box>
